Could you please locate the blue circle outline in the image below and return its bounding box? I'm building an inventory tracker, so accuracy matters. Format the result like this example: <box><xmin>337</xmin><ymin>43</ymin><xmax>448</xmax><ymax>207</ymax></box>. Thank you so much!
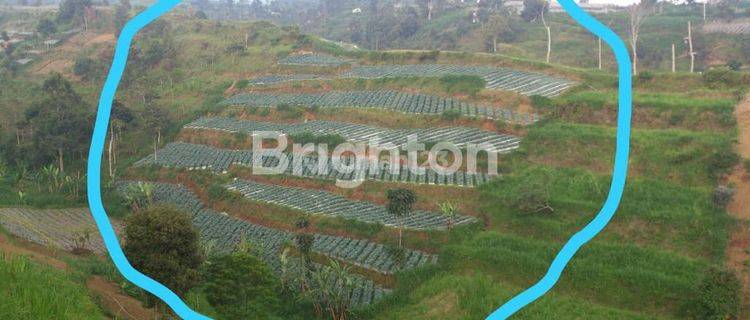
<box><xmin>85</xmin><ymin>1</ymin><xmax>632</xmax><ymax>319</ymax></box>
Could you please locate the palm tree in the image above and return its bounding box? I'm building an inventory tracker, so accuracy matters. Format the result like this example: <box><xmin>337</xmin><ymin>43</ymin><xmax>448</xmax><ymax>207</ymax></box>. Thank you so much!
<box><xmin>438</xmin><ymin>201</ymin><xmax>458</xmax><ymax>230</ymax></box>
<box><xmin>386</xmin><ymin>188</ymin><xmax>417</xmax><ymax>247</ymax></box>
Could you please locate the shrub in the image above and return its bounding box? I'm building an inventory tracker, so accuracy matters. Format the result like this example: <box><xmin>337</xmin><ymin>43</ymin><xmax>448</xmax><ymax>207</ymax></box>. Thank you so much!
<box><xmin>206</xmin><ymin>183</ymin><xmax>238</xmax><ymax>202</ymax></box>
<box><xmin>711</xmin><ymin>185</ymin><xmax>734</xmax><ymax>208</ymax></box>
<box><xmin>441</xmin><ymin>109</ymin><xmax>462</xmax><ymax>121</ymax></box>
<box><xmin>694</xmin><ymin>267</ymin><xmax>740</xmax><ymax>320</ymax></box>
<box><xmin>637</xmin><ymin>71</ymin><xmax>654</xmax><ymax>82</ymax></box>
<box><xmin>703</xmin><ymin>69</ymin><xmax>750</xmax><ymax>88</ymax></box>
<box><xmin>289</xmin><ymin>132</ymin><xmax>346</xmax><ymax>148</ymax></box>
<box><xmin>530</xmin><ymin>95</ymin><xmax>553</xmax><ymax>109</ymax></box>
<box><xmin>707</xmin><ymin>149</ymin><xmax>740</xmax><ymax>180</ymax></box>
<box><xmin>727</xmin><ymin>60</ymin><xmax>743</xmax><ymax>71</ymax></box>
<box><xmin>439</xmin><ymin>75</ymin><xmax>486</xmax><ymax>97</ymax></box>
<box><xmin>204</xmin><ymin>251</ymin><xmax>281</xmax><ymax>320</ymax></box>
<box><xmin>234</xmin><ymin>79</ymin><xmax>249</xmax><ymax>89</ymax></box>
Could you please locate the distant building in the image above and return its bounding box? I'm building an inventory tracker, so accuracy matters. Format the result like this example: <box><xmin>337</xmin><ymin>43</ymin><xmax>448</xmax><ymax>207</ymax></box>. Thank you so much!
<box><xmin>16</xmin><ymin>58</ymin><xmax>33</xmax><ymax>65</ymax></box>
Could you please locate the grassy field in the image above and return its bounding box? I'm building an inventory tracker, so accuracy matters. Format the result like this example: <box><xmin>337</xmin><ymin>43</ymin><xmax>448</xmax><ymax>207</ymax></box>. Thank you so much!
<box><xmin>0</xmin><ymin>253</ymin><xmax>105</xmax><ymax>319</ymax></box>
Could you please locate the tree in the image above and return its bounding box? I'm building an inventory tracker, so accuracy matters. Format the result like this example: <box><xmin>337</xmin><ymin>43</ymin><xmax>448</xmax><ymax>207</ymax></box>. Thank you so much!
<box><xmin>73</xmin><ymin>56</ymin><xmax>96</xmax><ymax>80</ymax></box>
<box><xmin>139</xmin><ymin>104</ymin><xmax>170</xmax><ymax>161</ymax></box>
<box><xmin>57</xmin><ymin>0</ymin><xmax>93</xmax><ymax>27</ymax></box>
<box><xmin>24</xmin><ymin>73</ymin><xmax>92</xmax><ymax>172</ymax></box>
<box><xmin>294</xmin><ymin>216</ymin><xmax>315</xmax><ymax>275</ymax></box>
<box><xmin>398</xmin><ymin>7</ymin><xmax>420</xmax><ymax>38</ymax></box>
<box><xmin>315</xmin><ymin>260</ymin><xmax>359</xmax><ymax>320</ymax></box>
<box><xmin>204</xmin><ymin>251</ymin><xmax>281</xmax><ymax>320</ymax></box>
<box><xmin>123</xmin><ymin>205</ymin><xmax>203</xmax><ymax>302</ymax></box>
<box><xmin>113</xmin><ymin>0</ymin><xmax>130</xmax><ymax>37</ymax></box>
<box><xmin>716</xmin><ymin>0</ymin><xmax>739</xmax><ymax>21</ymax></box>
<box><xmin>694</xmin><ymin>267</ymin><xmax>740</xmax><ymax>320</ymax></box>
<box><xmin>628</xmin><ymin>0</ymin><xmax>656</xmax><ymax>75</ymax></box>
<box><xmin>195</xmin><ymin>10</ymin><xmax>208</xmax><ymax>19</ymax></box>
<box><xmin>108</xmin><ymin>100</ymin><xmax>133</xmax><ymax>178</ymax></box>
<box><xmin>511</xmin><ymin>169</ymin><xmax>555</xmax><ymax>214</ymax></box>
<box><xmin>386</xmin><ymin>188</ymin><xmax>417</xmax><ymax>247</ymax></box>
<box><xmin>521</xmin><ymin>0</ymin><xmax>551</xmax><ymax>63</ymax></box>
<box><xmin>484</xmin><ymin>13</ymin><xmax>519</xmax><ymax>53</ymax></box>
<box><xmin>36</xmin><ymin>18</ymin><xmax>57</xmax><ymax>37</ymax></box>
<box><xmin>438</xmin><ymin>201</ymin><xmax>458</xmax><ymax>230</ymax></box>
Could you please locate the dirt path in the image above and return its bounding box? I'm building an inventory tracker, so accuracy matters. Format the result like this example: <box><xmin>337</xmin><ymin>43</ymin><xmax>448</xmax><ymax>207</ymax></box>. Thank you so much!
<box><xmin>726</xmin><ymin>92</ymin><xmax>750</xmax><ymax>316</ymax></box>
<box><xmin>0</xmin><ymin>234</ymin><xmax>157</xmax><ymax>319</ymax></box>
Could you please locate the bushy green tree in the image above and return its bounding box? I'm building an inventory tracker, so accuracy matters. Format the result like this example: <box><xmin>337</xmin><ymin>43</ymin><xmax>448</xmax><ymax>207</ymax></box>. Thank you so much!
<box><xmin>57</xmin><ymin>0</ymin><xmax>92</xmax><ymax>26</ymax></box>
<box><xmin>23</xmin><ymin>73</ymin><xmax>92</xmax><ymax>172</ymax></box>
<box><xmin>123</xmin><ymin>205</ymin><xmax>203</xmax><ymax>300</ymax></box>
<box><xmin>36</xmin><ymin>18</ymin><xmax>57</xmax><ymax>36</ymax></box>
<box><xmin>204</xmin><ymin>251</ymin><xmax>281</xmax><ymax>320</ymax></box>
<box><xmin>386</xmin><ymin>188</ymin><xmax>417</xmax><ymax>247</ymax></box>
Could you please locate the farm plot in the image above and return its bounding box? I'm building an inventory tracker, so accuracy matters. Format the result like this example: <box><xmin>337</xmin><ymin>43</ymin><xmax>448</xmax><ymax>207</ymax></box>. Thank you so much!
<box><xmin>703</xmin><ymin>20</ymin><xmax>750</xmax><ymax>34</ymax></box>
<box><xmin>186</xmin><ymin>117</ymin><xmax>521</xmax><ymax>154</ymax></box>
<box><xmin>221</xmin><ymin>91</ymin><xmax>539</xmax><ymax>124</ymax></box>
<box><xmin>226</xmin><ymin>179</ymin><xmax>476</xmax><ymax>230</ymax></box>
<box><xmin>117</xmin><ymin>181</ymin><xmax>437</xmax><ymax>275</ymax></box>
<box><xmin>247</xmin><ymin>74</ymin><xmax>332</xmax><ymax>86</ymax></box>
<box><xmin>0</xmin><ymin>208</ymin><xmax>119</xmax><ymax>254</ymax></box>
<box><xmin>341</xmin><ymin>65</ymin><xmax>577</xmax><ymax>97</ymax></box>
<box><xmin>135</xmin><ymin>142</ymin><xmax>497</xmax><ymax>187</ymax></box>
<box><xmin>118</xmin><ymin>181</ymin><xmax>398</xmax><ymax>307</ymax></box>
<box><xmin>278</xmin><ymin>53</ymin><xmax>352</xmax><ymax>67</ymax></box>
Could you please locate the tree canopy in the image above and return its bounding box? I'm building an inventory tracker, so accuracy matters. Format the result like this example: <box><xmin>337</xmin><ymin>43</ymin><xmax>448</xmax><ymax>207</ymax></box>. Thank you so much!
<box><xmin>123</xmin><ymin>205</ymin><xmax>203</xmax><ymax>298</ymax></box>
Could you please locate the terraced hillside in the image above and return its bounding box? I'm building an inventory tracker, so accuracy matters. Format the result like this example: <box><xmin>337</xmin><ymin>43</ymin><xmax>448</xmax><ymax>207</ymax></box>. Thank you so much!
<box><xmin>221</xmin><ymin>91</ymin><xmax>538</xmax><ymax>124</ymax></box>
<box><xmin>118</xmin><ymin>181</ymin><xmax>437</xmax><ymax>307</ymax></box>
<box><xmin>136</xmin><ymin>142</ymin><xmax>496</xmax><ymax>187</ymax></box>
<box><xmin>0</xmin><ymin>208</ymin><xmax>119</xmax><ymax>254</ymax></box>
<box><xmin>186</xmin><ymin>117</ymin><xmax>521</xmax><ymax>153</ymax></box>
<box><xmin>226</xmin><ymin>179</ymin><xmax>477</xmax><ymax>230</ymax></box>
<box><xmin>278</xmin><ymin>53</ymin><xmax>352</xmax><ymax>66</ymax></box>
<box><xmin>117</xmin><ymin>180</ymin><xmax>440</xmax><ymax>306</ymax></box>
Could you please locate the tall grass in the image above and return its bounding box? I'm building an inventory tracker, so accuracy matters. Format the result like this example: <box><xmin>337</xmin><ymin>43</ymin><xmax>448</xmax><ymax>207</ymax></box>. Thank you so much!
<box><xmin>0</xmin><ymin>253</ymin><xmax>104</xmax><ymax>319</ymax></box>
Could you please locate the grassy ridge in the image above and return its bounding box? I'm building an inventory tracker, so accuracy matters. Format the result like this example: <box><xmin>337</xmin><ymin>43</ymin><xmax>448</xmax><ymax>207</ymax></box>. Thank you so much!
<box><xmin>520</xmin><ymin>122</ymin><xmax>736</xmax><ymax>186</ymax></box>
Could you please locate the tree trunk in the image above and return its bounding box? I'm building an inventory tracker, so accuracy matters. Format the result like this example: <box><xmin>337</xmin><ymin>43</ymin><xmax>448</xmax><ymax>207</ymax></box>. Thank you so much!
<box><xmin>598</xmin><ymin>37</ymin><xmax>602</xmax><ymax>70</ymax></box>
<box><xmin>542</xmin><ymin>11</ymin><xmax>551</xmax><ymax>64</ymax></box>
<box><xmin>493</xmin><ymin>36</ymin><xmax>498</xmax><ymax>53</ymax></box>
<box><xmin>108</xmin><ymin>125</ymin><xmax>114</xmax><ymax>178</ymax></box>
<box><xmin>58</xmin><ymin>148</ymin><xmax>64</xmax><ymax>173</ymax></box>
<box><xmin>703</xmin><ymin>2</ymin><xmax>706</xmax><ymax>21</ymax></box>
<box><xmin>427</xmin><ymin>0</ymin><xmax>433</xmax><ymax>20</ymax></box>
<box><xmin>631</xmin><ymin>33</ymin><xmax>638</xmax><ymax>75</ymax></box>
<box><xmin>688</xmin><ymin>21</ymin><xmax>695</xmax><ymax>73</ymax></box>
<box><xmin>671</xmin><ymin>43</ymin><xmax>676</xmax><ymax>73</ymax></box>
<box><xmin>398</xmin><ymin>216</ymin><xmax>403</xmax><ymax>247</ymax></box>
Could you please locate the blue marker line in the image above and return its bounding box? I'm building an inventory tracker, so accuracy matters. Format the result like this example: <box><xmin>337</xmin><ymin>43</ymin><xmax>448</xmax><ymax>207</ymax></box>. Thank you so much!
<box><xmin>486</xmin><ymin>1</ymin><xmax>632</xmax><ymax>319</ymax></box>
<box><xmin>86</xmin><ymin>0</ymin><xmax>211</xmax><ymax>319</ymax></box>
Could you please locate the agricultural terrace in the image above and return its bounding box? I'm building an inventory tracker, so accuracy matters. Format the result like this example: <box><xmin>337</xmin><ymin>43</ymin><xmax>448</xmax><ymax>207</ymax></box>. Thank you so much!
<box><xmin>0</xmin><ymin>208</ymin><xmax>119</xmax><ymax>254</ymax></box>
<box><xmin>221</xmin><ymin>90</ymin><xmax>539</xmax><ymax>124</ymax></box>
<box><xmin>136</xmin><ymin>142</ymin><xmax>497</xmax><ymax>187</ymax></box>
<box><xmin>249</xmin><ymin>63</ymin><xmax>577</xmax><ymax>97</ymax></box>
<box><xmin>278</xmin><ymin>53</ymin><xmax>353</xmax><ymax>67</ymax></box>
<box><xmin>185</xmin><ymin>117</ymin><xmax>521</xmax><ymax>153</ymax></box>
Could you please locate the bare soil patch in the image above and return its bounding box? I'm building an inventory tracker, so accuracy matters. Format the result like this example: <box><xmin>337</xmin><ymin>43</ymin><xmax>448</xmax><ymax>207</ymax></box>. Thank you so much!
<box><xmin>726</xmin><ymin>92</ymin><xmax>750</xmax><ymax>316</ymax></box>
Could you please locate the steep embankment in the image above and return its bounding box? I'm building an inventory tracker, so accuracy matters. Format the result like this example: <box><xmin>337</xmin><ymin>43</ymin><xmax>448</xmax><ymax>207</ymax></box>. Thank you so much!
<box><xmin>726</xmin><ymin>92</ymin><xmax>750</xmax><ymax>315</ymax></box>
